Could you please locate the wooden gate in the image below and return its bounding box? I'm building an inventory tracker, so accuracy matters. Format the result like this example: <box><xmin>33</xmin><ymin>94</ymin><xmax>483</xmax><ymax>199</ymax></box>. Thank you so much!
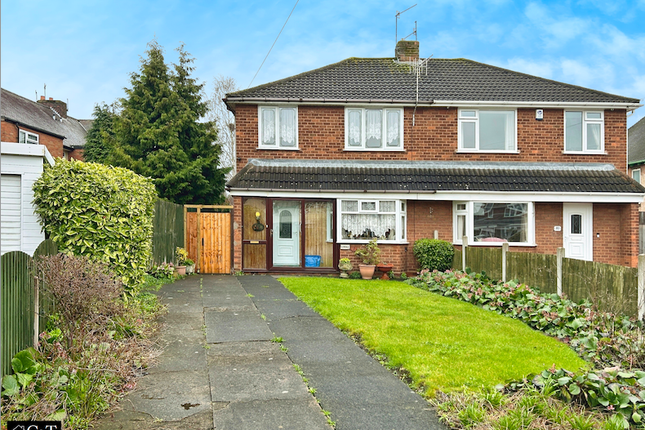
<box><xmin>185</xmin><ymin>205</ymin><xmax>233</xmax><ymax>274</ymax></box>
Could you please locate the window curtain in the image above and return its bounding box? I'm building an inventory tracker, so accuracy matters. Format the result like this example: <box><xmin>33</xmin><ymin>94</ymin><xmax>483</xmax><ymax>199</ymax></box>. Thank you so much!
<box><xmin>565</xmin><ymin>112</ymin><xmax>583</xmax><ymax>151</ymax></box>
<box><xmin>386</xmin><ymin>110</ymin><xmax>400</xmax><ymax>147</ymax></box>
<box><xmin>341</xmin><ymin>214</ymin><xmax>396</xmax><ymax>240</ymax></box>
<box><xmin>587</xmin><ymin>123</ymin><xmax>601</xmax><ymax>150</ymax></box>
<box><xmin>366</xmin><ymin>109</ymin><xmax>382</xmax><ymax>148</ymax></box>
<box><xmin>348</xmin><ymin>110</ymin><xmax>362</xmax><ymax>146</ymax></box>
<box><xmin>280</xmin><ymin>108</ymin><xmax>296</xmax><ymax>147</ymax></box>
<box><xmin>262</xmin><ymin>108</ymin><xmax>276</xmax><ymax>145</ymax></box>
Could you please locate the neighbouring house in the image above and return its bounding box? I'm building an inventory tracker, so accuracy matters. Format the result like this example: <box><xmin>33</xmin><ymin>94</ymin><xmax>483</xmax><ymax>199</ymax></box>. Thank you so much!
<box><xmin>1</xmin><ymin>88</ymin><xmax>90</xmax><ymax>255</ymax></box>
<box><xmin>1</xmin><ymin>88</ymin><xmax>89</xmax><ymax>160</ymax></box>
<box><xmin>224</xmin><ymin>41</ymin><xmax>644</xmax><ymax>273</ymax></box>
<box><xmin>628</xmin><ymin>116</ymin><xmax>645</xmax><ymax>211</ymax></box>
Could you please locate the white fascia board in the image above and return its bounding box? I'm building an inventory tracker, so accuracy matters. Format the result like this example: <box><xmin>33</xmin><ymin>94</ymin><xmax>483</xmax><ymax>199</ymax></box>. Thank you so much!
<box><xmin>229</xmin><ymin>99</ymin><xmax>642</xmax><ymax>112</ymax></box>
<box><xmin>229</xmin><ymin>189</ymin><xmax>645</xmax><ymax>203</ymax></box>
<box><xmin>432</xmin><ymin>100</ymin><xmax>642</xmax><ymax>112</ymax></box>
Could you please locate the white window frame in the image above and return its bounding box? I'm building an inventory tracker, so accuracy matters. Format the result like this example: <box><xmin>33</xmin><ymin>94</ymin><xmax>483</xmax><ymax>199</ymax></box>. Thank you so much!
<box><xmin>18</xmin><ymin>130</ymin><xmax>39</xmax><ymax>145</ymax></box>
<box><xmin>633</xmin><ymin>168</ymin><xmax>641</xmax><ymax>184</ymax></box>
<box><xmin>258</xmin><ymin>105</ymin><xmax>299</xmax><ymax>150</ymax></box>
<box><xmin>344</xmin><ymin>107</ymin><xmax>404</xmax><ymax>151</ymax></box>
<box><xmin>564</xmin><ymin>110</ymin><xmax>604</xmax><ymax>153</ymax></box>
<box><xmin>458</xmin><ymin>109</ymin><xmax>517</xmax><ymax>152</ymax></box>
<box><xmin>453</xmin><ymin>201</ymin><xmax>535</xmax><ymax>246</ymax></box>
<box><xmin>338</xmin><ymin>199</ymin><xmax>407</xmax><ymax>243</ymax></box>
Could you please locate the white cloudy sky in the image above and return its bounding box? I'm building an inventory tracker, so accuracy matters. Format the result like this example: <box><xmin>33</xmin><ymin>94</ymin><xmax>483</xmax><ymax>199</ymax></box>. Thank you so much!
<box><xmin>3</xmin><ymin>0</ymin><xmax>645</xmax><ymax>126</ymax></box>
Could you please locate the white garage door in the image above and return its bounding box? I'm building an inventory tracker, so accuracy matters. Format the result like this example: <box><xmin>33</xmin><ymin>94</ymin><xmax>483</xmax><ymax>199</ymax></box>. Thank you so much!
<box><xmin>1</xmin><ymin>174</ymin><xmax>22</xmax><ymax>254</ymax></box>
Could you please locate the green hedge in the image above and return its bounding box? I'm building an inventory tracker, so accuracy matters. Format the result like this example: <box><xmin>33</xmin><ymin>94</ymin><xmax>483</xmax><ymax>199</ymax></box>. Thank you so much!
<box><xmin>32</xmin><ymin>160</ymin><xmax>156</xmax><ymax>290</ymax></box>
<box><xmin>413</xmin><ymin>238</ymin><xmax>454</xmax><ymax>272</ymax></box>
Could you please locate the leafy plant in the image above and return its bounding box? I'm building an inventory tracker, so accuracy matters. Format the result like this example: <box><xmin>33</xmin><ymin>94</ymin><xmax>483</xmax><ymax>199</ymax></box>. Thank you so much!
<box><xmin>354</xmin><ymin>238</ymin><xmax>381</xmax><ymax>265</ymax></box>
<box><xmin>32</xmin><ymin>159</ymin><xmax>156</xmax><ymax>290</ymax></box>
<box><xmin>176</xmin><ymin>247</ymin><xmax>189</xmax><ymax>265</ymax></box>
<box><xmin>348</xmin><ymin>271</ymin><xmax>362</xmax><ymax>279</ymax></box>
<box><xmin>413</xmin><ymin>238</ymin><xmax>454</xmax><ymax>272</ymax></box>
<box><xmin>148</xmin><ymin>262</ymin><xmax>174</xmax><ymax>279</ymax></box>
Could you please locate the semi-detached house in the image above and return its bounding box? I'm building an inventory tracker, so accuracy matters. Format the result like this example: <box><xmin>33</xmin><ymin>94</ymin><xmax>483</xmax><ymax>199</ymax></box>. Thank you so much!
<box><xmin>225</xmin><ymin>41</ymin><xmax>645</xmax><ymax>274</ymax></box>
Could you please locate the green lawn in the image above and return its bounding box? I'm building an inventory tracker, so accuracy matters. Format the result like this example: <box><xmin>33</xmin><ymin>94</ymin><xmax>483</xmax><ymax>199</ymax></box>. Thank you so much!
<box><xmin>280</xmin><ymin>277</ymin><xmax>588</xmax><ymax>395</ymax></box>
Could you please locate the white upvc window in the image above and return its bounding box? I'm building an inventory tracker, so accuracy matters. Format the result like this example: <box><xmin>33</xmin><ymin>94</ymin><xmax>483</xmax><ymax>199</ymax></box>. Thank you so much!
<box><xmin>18</xmin><ymin>130</ymin><xmax>39</xmax><ymax>145</ymax></box>
<box><xmin>633</xmin><ymin>169</ymin><xmax>641</xmax><ymax>184</ymax></box>
<box><xmin>564</xmin><ymin>111</ymin><xmax>604</xmax><ymax>153</ymax></box>
<box><xmin>458</xmin><ymin>109</ymin><xmax>516</xmax><ymax>152</ymax></box>
<box><xmin>339</xmin><ymin>199</ymin><xmax>406</xmax><ymax>242</ymax></box>
<box><xmin>345</xmin><ymin>107</ymin><xmax>404</xmax><ymax>150</ymax></box>
<box><xmin>258</xmin><ymin>106</ymin><xmax>298</xmax><ymax>149</ymax></box>
<box><xmin>453</xmin><ymin>201</ymin><xmax>534</xmax><ymax>246</ymax></box>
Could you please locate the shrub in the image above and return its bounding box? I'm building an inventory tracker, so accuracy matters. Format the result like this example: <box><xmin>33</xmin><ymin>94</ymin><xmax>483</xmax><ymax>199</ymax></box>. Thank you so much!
<box><xmin>349</xmin><ymin>271</ymin><xmax>362</xmax><ymax>279</ymax></box>
<box><xmin>35</xmin><ymin>253</ymin><xmax>124</xmax><ymax>349</ymax></box>
<box><xmin>32</xmin><ymin>160</ymin><xmax>156</xmax><ymax>290</ymax></box>
<box><xmin>413</xmin><ymin>239</ymin><xmax>454</xmax><ymax>272</ymax></box>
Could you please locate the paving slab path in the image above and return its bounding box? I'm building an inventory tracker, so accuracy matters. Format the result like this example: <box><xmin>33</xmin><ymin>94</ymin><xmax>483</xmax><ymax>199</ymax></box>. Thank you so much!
<box><xmin>95</xmin><ymin>275</ymin><xmax>446</xmax><ymax>430</ymax></box>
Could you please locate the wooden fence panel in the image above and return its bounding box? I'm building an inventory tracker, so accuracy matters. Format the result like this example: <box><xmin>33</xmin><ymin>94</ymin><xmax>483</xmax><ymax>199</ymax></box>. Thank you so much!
<box><xmin>1</xmin><ymin>251</ymin><xmax>35</xmax><ymax>378</ymax></box>
<box><xmin>152</xmin><ymin>199</ymin><xmax>185</xmax><ymax>265</ymax></box>
<box><xmin>32</xmin><ymin>240</ymin><xmax>58</xmax><ymax>336</ymax></box>
<box><xmin>185</xmin><ymin>210</ymin><xmax>199</xmax><ymax>265</ymax></box>
<box><xmin>507</xmin><ymin>252</ymin><xmax>558</xmax><ymax>294</ymax></box>
<box><xmin>465</xmin><ymin>247</ymin><xmax>502</xmax><ymax>280</ymax></box>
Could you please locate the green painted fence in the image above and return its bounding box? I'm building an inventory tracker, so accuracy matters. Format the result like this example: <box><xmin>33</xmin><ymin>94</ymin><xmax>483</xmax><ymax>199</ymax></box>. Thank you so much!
<box><xmin>1</xmin><ymin>239</ymin><xmax>58</xmax><ymax>377</ymax></box>
<box><xmin>152</xmin><ymin>199</ymin><xmax>185</xmax><ymax>265</ymax></box>
<box><xmin>454</xmin><ymin>246</ymin><xmax>638</xmax><ymax>317</ymax></box>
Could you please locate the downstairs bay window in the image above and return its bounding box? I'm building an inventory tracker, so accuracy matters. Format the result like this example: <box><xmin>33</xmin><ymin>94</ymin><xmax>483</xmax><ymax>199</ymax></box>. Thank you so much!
<box><xmin>453</xmin><ymin>201</ymin><xmax>534</xmax><ymax>246</ymax></box>
<box><xmin>340</xmin><ymin>199</ymin><xmax>406</xmax><ymax>242</ymax></box>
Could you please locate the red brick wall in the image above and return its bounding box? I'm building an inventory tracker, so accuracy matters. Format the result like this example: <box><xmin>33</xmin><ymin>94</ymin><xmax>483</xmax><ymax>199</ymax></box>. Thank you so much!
<box><xmin>1</xmin><ymin>120</ymin><xmax>64</xmax><ymax>158</ymax></box>
<box><xmin>235</xmin><ymin>106</ymin><xmax>628</xmax><ymax>173</ymax></box>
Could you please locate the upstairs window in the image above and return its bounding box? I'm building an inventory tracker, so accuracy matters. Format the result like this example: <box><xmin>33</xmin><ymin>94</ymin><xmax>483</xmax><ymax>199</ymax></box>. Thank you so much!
<box><xmin>258</xmin><ymin>106</ymin><xmax>298</xmax><ymax>149</ymax></box>
<box><xmin>458</xmin><ymin>109</ymin><xmax>516</xmax><ymax>152</ymax></box>
<box><xmin>18</xmin><ymin>130</ymin><xmax>39</xmax><ymax>145</ymax></box>
<box><xmin>565</xmin><ymin>111</ymin><xmax>604</xmax><ymax>153</ymax></box>
<box><xmin>345</xmin><ymin>107</ymin><xmax>404</xmax><ymax>150</ymax></box>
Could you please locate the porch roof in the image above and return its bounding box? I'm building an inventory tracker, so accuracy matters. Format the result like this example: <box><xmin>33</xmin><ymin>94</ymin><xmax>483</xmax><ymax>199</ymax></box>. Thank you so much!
<box><xmin>226</xmin><ymin>159</ymin><xmax>645</xmax><ymax>194</ymax></box>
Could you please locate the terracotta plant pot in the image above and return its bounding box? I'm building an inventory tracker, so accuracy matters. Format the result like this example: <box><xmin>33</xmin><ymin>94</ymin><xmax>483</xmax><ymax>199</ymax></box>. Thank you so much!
<box><xmin>376</xmin><ymin>264</ymin><xmax>394</xmax><ymax>280</ymax></box>
<box><xmin>175</xmin><ymin>265</ymin><xmax>186</xmax><ymax>276</ymax></box>
<box><xmin>359</xmin><ymin>264</ymin><xmax>376</xmax><ymax>280</ymax></box>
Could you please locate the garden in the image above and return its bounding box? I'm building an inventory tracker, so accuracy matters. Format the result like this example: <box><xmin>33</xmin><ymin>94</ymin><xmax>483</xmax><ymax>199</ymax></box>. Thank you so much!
<box><xmin>0</xmin><ymin>160</ymin><xmax>186</xmax><ymax>429</ymax></box>
<box><xmin>281</xmin><ymin>238</ymin><xmax>645</xmax><ymax>429</ymax></box>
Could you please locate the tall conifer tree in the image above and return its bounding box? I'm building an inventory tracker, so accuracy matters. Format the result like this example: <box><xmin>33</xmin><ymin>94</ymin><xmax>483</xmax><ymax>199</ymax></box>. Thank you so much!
<box><xmin>92</xmin><ymin>41</ymin><xmax>227</xmax><ymax>204</ymax></box>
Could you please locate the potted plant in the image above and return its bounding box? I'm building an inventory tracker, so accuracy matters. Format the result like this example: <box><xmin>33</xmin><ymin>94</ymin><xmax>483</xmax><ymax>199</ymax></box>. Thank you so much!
<box><xmin>354</xmin><ymin>238</ymin><xmax>380</xmax><ymax>280</ymax></box>
<box><xmin>185</xmin><ymin>258</ymin><xmax>195</xmax><ymax>275</ymax></box>
<box><xmin>376</xmin><ymin>262</ymin><xmax>394</xmax><ymax>280</ymax></box>
<box><xmin>338</xmin><ymin>258</ymin><xmax>353</xmax><ymax>278</ymax></box>
<box><xmin>175</xmin><ymin>247</ymin><xmax>188</xmax><ymax>276</ymax></box>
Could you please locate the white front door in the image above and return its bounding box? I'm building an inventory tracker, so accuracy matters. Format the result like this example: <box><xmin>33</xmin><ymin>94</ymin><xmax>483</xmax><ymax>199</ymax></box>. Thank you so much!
<box><xmin>272</xmin><ymin>201</ymin><xmax>301</xmax><ymax>267</ymax></box>
<box><xmin>563</xmin><ymin>203</ymin><xmax>593</xmax><ymax>261</ymax></box>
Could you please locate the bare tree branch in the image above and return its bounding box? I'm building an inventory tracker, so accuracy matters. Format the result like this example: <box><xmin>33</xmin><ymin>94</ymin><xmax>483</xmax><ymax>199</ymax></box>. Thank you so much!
<box><xmin>207</xmin><ymin>75</ymin><xmax>238</xmax><ymax>180</ymax></box>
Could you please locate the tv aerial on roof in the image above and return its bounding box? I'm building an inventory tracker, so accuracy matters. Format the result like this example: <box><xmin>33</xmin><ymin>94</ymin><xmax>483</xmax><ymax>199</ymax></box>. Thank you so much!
<box><xmin>395</xmin><ymin>4</ymin><xmax>417</xmax><ymax>43</ymax></box>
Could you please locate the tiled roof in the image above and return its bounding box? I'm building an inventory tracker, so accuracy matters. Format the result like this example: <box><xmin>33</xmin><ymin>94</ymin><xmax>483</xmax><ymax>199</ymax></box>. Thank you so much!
<box><xmin>226</xmin><ymin>58</ymin><xmax>640</xmax><ymax>106</ymax></box>
<box><xmin>227</xmin><ymin>159</ymin><xmax>645</xmax><ymax>194</ymax></box>
<box><xmin>1</xmin><ymin>88</ymin><xmax>88</xmax><ymax>149</ymax></box>
<box><xmin>629</xmin><ymin>117</ymin><xmax>645</xmax><ymax>165</ymax></box>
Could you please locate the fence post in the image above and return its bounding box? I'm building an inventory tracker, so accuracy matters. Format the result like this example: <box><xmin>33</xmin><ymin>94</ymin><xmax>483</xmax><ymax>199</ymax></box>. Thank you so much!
<box><xmin>33</xmin><ymin>275</ymin><xmax>39</xmax><ymax>349</ymax></box>
<box><xmin>462</xmin><ymin>236</ymin><xmax>468</xmax><ymax>271</ymax></box>
<box><xmin>557</xmin><ymin>247</ymin><xmax>565</xmax><ymax>297</ymax></box>
<box><xmin>502</xmin><ymin>242</ymin><xmax>509</xmax><ymax>282</ymax></box>
<box><xmin>639</xmin><ymin>254</ymin><xmax>645</xmax><ymax>321</ymax></box>
<box><xmin>433</xmin><ymin>230</ymin><xmax>439</xmax><ymax>240</ymax></box>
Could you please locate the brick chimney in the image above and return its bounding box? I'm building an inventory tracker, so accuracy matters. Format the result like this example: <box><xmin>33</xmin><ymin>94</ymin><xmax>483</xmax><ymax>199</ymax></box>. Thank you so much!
<box><xmin>37</xmin><ymin>97</ymin><xmax>68</xmax><ymax>118</ymax></box>
<box><xmin>395</xmin><ymin>40</ymin><xmax>419</xmax><ymax>62</ymax></box>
